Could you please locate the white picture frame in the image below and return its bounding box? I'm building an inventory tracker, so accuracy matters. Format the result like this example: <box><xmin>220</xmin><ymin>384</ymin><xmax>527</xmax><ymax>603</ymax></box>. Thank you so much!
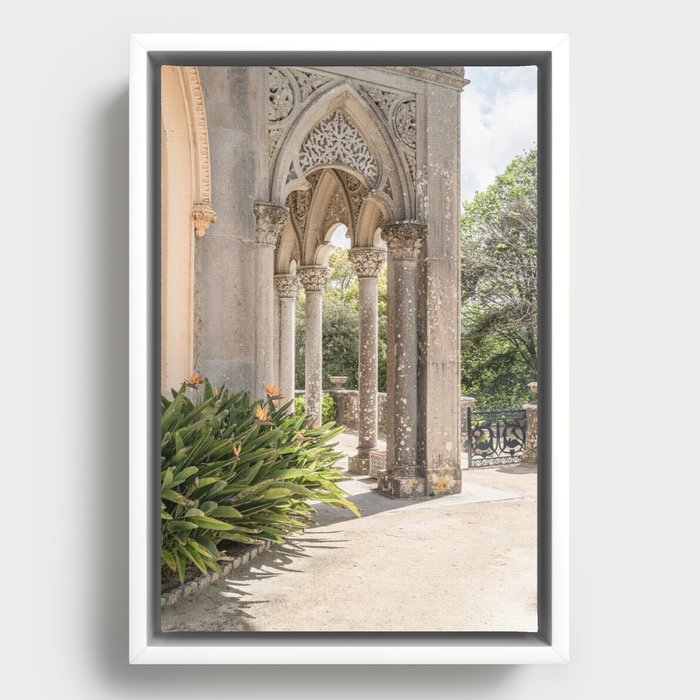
<box><xmin>129</xmin><ymin>32</ymin><xmax>569</xmax><ymax>665</ymax></box>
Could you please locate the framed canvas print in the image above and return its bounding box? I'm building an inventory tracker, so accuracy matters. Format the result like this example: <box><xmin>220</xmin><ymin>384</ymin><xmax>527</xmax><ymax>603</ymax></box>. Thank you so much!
<box><xmin>129</xmin><ymin>33</ymin><xmax>569</xmax><ymax>664</ymax></box>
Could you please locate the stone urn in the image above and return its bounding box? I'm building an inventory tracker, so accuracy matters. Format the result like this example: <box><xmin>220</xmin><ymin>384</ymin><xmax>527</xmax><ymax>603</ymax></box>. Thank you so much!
<box><xmin>329</xmin><ymin>376</ymin><xmax>349</xmax><ymax>389</ymax></box>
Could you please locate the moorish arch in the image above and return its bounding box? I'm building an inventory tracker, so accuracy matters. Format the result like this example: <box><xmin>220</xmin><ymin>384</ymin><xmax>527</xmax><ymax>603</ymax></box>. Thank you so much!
<box><xmin>191</xmin><ymin>65</ymin><xmax>466</xmax><ymax>497</ymax></box>
<box><xmin>269</xmin><ymin>80</ymin><xmax>413</xmax><ymax>221</ymax></box>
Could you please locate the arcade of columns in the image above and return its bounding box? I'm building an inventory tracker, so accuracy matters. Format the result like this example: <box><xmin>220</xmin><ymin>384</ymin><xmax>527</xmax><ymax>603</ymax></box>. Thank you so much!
<box><xmin>167</xmin><ymin>65</ymin><xmax>468</xmax><ymax>498</ymax></box>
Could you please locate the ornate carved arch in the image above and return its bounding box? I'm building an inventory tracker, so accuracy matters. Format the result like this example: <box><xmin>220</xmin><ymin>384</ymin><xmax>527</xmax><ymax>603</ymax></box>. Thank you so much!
<box><xmin>269</xmin><ymin>82</ymin><xmax>413</xmax><ymax>220</ymax></box>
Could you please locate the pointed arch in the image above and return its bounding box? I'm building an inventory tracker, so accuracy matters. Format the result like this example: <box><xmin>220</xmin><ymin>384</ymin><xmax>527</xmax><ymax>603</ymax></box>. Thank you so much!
<box><xmin>270</xmin><ymin>83</ymin><xmax>412</xmax><ymax>220</ymax></box>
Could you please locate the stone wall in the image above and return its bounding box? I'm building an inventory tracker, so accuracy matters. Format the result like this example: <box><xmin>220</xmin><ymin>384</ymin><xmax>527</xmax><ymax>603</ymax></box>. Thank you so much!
<box><xmin>324</xmin><ymin>390</ymin><xmax>473</xmax><ymax>448</ymax></box>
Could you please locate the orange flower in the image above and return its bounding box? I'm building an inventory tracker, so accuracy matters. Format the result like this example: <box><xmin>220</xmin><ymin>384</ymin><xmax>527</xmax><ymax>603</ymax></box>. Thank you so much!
<box><xmin>185</xmin><ymin>374</ymin><xmax>204</xmax><ymax>387</ymax></box>
<box><xmin>263</xmin><ymin>384</ymin><xmax>282</xmax><ymax>399</ymax></box>
<box><xmin>213</xmin><ymin>387</ymin><xmax>221</xmax><ymax>398</ymax></box>
<box><xmin>254</xmin><ymin>404</ymin><xmax>270</xmax><ymax>423</ymax></box>
<box><xmin>311</xmin><ymin>423</ymin><xmax>321</xmax><ymax>430</ymax></box>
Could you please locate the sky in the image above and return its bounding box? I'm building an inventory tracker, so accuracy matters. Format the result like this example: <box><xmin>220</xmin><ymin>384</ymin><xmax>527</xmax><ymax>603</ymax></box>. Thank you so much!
<box><xmin>330</xmin><ymin>65</ymin><xmax>537</xmax><ymax>249</ymax></box>
<box><xmin>460</xmin><ymin>66</ymin><xmax>538</xmax><ymax>204</ymax></box>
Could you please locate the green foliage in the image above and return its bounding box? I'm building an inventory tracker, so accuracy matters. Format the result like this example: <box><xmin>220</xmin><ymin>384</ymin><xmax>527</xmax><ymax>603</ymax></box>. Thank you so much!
<box><xmin>161</xmin><ymin>379</ymin><xmax>358</xmax><ymax>583</ymax></box>
<box><xmin>461</xmin><ymin>148</ymin><xmax>538</xmax><ymax>407</ymax></box>
<box><xmin>293</xmin><ymin>392</ymin><xmax>337</xmax><ymax>425</ymax></box>
<box><xmin>295</xmin><ymin>248</ymin><xmax>387</xmax><ymax>392</ymax></box>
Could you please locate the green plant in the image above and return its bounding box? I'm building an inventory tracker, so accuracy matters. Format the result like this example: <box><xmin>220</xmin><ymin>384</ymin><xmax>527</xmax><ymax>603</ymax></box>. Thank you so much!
<box><xmin>293</xmin><ymin>392</ymin><xmax>336</xmax><ymax>425</ymax></box>
<box><xmin>322</xmin><ymin>392</ymin><xmax>336</xmax><ymax>424</ymax></box>
<box><xmin>161</xmin><ymin>380</ymin><xmax>357</xmax><ymax>583</ymax></box>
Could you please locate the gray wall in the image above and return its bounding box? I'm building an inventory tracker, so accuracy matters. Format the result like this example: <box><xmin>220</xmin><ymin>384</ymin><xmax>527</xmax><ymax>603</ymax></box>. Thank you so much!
<box><xmin>195</xmin><ymin>67</ymin><xmax>268</xmax><ymax>394</ymax></box>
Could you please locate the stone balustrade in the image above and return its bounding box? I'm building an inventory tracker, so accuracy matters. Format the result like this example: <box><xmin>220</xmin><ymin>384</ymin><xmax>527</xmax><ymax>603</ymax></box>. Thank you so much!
<box><xmin>298</xmin><ymin>389</ymin><xmax>477</xmax><ymax>448</ymax></box>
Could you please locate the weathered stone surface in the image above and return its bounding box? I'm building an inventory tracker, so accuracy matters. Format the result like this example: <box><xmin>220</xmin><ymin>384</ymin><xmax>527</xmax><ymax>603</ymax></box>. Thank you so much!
<box><xmin>348</xmin><ymin>248</ymin><xmax>386</xmax><ymax>475</ymax></box>
<box><xmin>377</xmin><ymin>469</ymin><xmax>425</xmax><ymax>498</ymax></box>
<box><xmin>298</xmin><ymin>266</ymin><xmax>330</xmax><ymax>424</ymax></box>
<box><xmin>174</xmin><ymin>65</ymin><xmax>465</xmax><ymax>499</ymax></box>
<box><xmin>379</xmin><ymin>222</ymin><xmax>425</xmax><ymax>497</ymax></box>
<box><xmin>275</xmin><ymin>273</ymin><xmax>299</xmax><ymax>410</ymax></box>
<box><xmin>521</xmin><ymin>403</ymin><xmax>538</xmax><ymax>465</ymax></box>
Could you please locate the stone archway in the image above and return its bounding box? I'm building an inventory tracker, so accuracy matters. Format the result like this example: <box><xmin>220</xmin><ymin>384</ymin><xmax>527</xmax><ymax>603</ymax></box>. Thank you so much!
<box><xmin>268</xmin><ymin>82</ymin><xmax>425</xmax><ymax>492</ymax></box>
<box><xmin>196</xmin><ymin>65</ymin><xmax>465</xmax><ymax>497</ymax></box>
<box><xmin>160</xmin><ymin>66</ymin><xmax>215</xmax><ymax>393</ymax></box>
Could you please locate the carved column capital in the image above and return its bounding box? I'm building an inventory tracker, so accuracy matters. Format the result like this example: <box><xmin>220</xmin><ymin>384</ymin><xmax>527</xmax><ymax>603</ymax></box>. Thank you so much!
<box><xmin>192</xmin><ymin>202</ymin><xmax>217</xmax><ymax>238</ymax></box>
<box><xmin>274</xmin><ymin>274</ymin><xmax>300</xmax><ymax>298</ymax></box>
<box><xmin>298</xmin><ymin>265</ymin><xmax>331</xmax><ymax>292</ymax></box>
<box><xmin>348</xmin><ymin>247</ymin><xmax>387</xmax><ymax>278</ymax></box>
<box><xmin>253</xmin><ymin>201</ymin><xmax>289</xmax><ymax>247</ymax></box>
<box><xmin>382</xmin><ymin>221</ymin><xmax>427</xmax><ymax>260</ymax></box>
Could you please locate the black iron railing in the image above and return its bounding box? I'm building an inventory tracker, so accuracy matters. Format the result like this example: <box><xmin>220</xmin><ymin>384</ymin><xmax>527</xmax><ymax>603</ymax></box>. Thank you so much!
<box><xmin>467</xmin><ymin>408</ymin><xmax>527</xmax><ymax>467</ymax></box>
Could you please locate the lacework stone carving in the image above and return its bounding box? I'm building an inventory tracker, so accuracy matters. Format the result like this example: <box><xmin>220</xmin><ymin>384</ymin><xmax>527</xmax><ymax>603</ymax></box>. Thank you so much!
<box><xmin>322</xmin><ymin>187</ymin><xmax>351</xmax><ymax>234</ymax></box>
<box><xmin>274</xmin><ymin>274</ymin><xmax>300</xmax><ymax>298</ymax></box>
<box><xmin>394</xmin><ymin>100</ymin><xmax>417</xmax><ymax>149</ymax></box>
<box><xmin>268</xmin><ymin>68</ymin><xmax>294</xmax><ymax>122</ymax></box>
<box><xmin>289</xmin><ymin>189</ymin><xmax>311</xmax><ymax>233</ymax></box>
<box><xmin>405</xmin><ymin>151</ymin><xmax>416</xmax><ymax>182</ymax></box>
<box><xmin>268</xmin><ymin>68</ymin><xmax>334</xmax><ymax>158</ymax></box>
<box><xmin>290</xmin><ymin>68</ymin><xmax>332</xmax><ymax>100</ymax></box>
<box><xmin>364</xmin><ymin>86</ymin><xmax>403</xmax><ymax>123</ymax></box>
<box><xmin>383</xmin><ymin>221</ymin><xmax>426</xmax><ymax>260</ymax></box>
<box><xmin>253</xmin><ymin>202</ymin><xmax>289</xmax><ymax>247</ymax></box>
<box><xmin>348</xmin><ymin>247</ymin><xmax>386</xmax><ymax>278</ymax></box>
<box><xmin>299</xmin><ymin>110</ymin><xmax>378</xmax><ymax>185</ymax></box>
<box><xmin>338</xmin><ymin>171</ymin><xmax>367</xmax><ymax>227</ymax></box>
<box><xmin>298</xmin><ymin>266</ymin><xmax>331</xmax><ymax>292</ymax></box>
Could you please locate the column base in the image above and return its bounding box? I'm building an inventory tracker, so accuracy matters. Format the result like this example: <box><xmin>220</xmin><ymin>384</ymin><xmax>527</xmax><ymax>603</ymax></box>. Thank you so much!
<box><xmin>347</xmin><ymin>452</ymin><xmax>371</xmax><ymax>475</ymax></box>
<box><xmin>348</xmin><ymin>449</ymin><xmax>386</xmax><ymax>477</ymax></box>
<box><xmin>377</xmin><ymin>468</ymin><xmax>425</xmax><ymax>498</ymax></box>
<box><xmin>425</xmin><ymin>465</ymin><xmax>462</xmax><ymax>496</ymax></box>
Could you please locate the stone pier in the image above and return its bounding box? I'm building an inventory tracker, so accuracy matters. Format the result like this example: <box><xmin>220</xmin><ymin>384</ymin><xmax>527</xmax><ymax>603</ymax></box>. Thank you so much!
<box><xmin>298</xmin><ymin>265</ymin><xmax>330</xmax><ymax>425</ymax></box>
<box><xmin>253</xmin><ymin>202</ymin><xmax>288</xmax><ymax>400</ymax></box>
<box><xmin>347</xmin><ymin>247</ymin><xmax>386</xmax><ymax>474</ymax></box>
<box><xmin>378</xmin><ymin>222</ymin><xmax>425</xmax><ymax>497</ymax></box>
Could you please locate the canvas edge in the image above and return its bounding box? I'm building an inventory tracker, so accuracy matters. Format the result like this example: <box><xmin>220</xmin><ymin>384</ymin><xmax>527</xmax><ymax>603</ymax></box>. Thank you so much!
<box><xmin>128</xmin><ymin>32</ymin><xmax>570</xmax><ymax>665</ymax></box>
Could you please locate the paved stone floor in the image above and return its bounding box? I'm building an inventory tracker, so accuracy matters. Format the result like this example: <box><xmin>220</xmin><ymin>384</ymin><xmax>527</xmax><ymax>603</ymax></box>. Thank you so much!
<box><xmin>161</xmin><ymin>434</ymin><xmax>538</xmax><ymax>633</ymax></box>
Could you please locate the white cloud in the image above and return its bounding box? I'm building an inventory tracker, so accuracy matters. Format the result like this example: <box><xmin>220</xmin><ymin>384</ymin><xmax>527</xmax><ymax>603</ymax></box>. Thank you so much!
<box><xmin>461</xmin><ymin>66</ymin><xmax>538</xmax><ymax>203</ymax></box>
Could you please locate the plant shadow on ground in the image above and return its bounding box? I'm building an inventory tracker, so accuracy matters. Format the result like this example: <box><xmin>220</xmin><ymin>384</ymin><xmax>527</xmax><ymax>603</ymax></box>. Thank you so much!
<box><xmin>198</xmin><ymin>533</ymin><xmax>350</xmax><ymax>631</ymax></box>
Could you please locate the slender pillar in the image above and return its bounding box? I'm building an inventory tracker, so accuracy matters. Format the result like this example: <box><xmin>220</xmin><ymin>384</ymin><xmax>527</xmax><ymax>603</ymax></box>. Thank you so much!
<box><xmin>378</xmin><ymin>222</ymin><xmax>426</xmax><ymax>498</ymax></box>
<box><xmin>298</xmin><ymin>266</ymin><xmax>330</xmax><ymax>425</ymax></box>
<box><xmin>253</xmin><ymin>203</ymin><xmax>288</xmax><ymax>400</ymax></box>
<box><xmin>347</xmin><ymin>248</ymin><xmax>386</xmax><ymax>474</ymax></box>
<box><xmin>274</xmin><ymin>274</ymin><xmax>299</xmax><ymax>412</ymax></box>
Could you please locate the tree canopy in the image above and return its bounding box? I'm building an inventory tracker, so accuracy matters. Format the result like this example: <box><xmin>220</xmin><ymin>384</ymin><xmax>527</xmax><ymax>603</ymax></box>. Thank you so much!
<box><xmin>460</xmin><ymin>147</ymin><xmax>538</xmax><ymax>408</ymax></box>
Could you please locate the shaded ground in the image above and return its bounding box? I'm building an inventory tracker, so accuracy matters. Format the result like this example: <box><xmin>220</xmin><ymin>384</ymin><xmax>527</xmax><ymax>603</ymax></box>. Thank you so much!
<box><xmin>161</xmin><ymin>435</ymin><xmax>537</xmax><ymax>633</ymax></box>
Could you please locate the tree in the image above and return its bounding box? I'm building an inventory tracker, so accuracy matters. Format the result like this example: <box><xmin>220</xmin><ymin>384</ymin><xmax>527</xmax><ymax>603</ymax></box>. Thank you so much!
<box><xmin>461</xmin><ymin>148</ymin><xmax>537</xmax><ymax>408</ymax></box>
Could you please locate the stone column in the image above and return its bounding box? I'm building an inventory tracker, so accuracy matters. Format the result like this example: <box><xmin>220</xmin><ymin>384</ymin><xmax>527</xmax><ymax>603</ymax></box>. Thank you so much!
<box><xmin>521</xmin><ymin>382</ymin><xmax>538</xmax><ymax>466</ymax></box>
<box><xmin>274</xmin><ymin>274</ymin><xmax>299</xmax><ymax>413</ymax></box>
<box><xmin>347</xmin><ymin>247</ymin><xmax>386</xmax><ymax>474</ymax></box>
<box><xmin>253</xmin><ymin>203</ymin><xmax>288</xmax><ymax>400</ymax></box>
<box><xmin>378</xmin><ymin>223</ymin><xmax>425</xmax><ymax>497</ymax></box>
<box><xmin>298</xmin><ymin>266</ymin><xmax>330</xmax><ymax>425</ymax></box>
<box><xmin>461</xmin><ymin>396</ymin><xmax>476</xmax><ymax>452</ymax></box>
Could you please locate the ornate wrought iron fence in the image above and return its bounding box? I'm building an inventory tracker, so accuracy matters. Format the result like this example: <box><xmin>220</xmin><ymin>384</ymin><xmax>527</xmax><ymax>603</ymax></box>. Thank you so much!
<box><xmin>467</xmin><ymin>408</ymin><xmax>527</xmax><ymax>467</ymax></box>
